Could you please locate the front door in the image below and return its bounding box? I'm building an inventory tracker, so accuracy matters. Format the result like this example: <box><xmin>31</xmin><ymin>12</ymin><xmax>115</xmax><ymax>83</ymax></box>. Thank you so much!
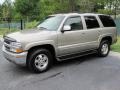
<box><xmin>57</xmin><ymin>16</ymin><xmax>86</xmax><ymax>56</ymax></box>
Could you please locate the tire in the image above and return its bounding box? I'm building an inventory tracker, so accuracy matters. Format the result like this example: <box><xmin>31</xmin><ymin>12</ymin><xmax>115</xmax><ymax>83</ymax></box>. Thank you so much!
<box><xmin>98</xmin><ymin>40</ymin><xmax>110</xmax><ymax>57</ymax></box>
<box><xmin>27</xmin><ymin>48</ymin><xmax>53</xmax><ymax>73</ymax></box>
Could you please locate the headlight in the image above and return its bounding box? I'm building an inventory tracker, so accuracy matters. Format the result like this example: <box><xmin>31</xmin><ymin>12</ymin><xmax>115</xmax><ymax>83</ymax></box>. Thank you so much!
<box><xmin>4</xmin><ymin>36</ymin><xmax>24</xmax><ymax>53</ymax></box>
<box><xmin>10</xmin><ymin>42</ymin><xmax>24</xmax><ymax>53</ymax></box>
<box><xmin>11</xmin><ymin>42</ymin><xmax>22</xmax><ymax>48</ymax></box>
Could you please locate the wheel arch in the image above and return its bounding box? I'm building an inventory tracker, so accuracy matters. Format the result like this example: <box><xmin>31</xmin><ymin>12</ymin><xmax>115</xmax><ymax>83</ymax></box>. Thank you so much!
<box><xmin>101</xmin><ymin>36</ymin><xmax>112</xmax><ymax>45</ymax></box>
<box><xmin>99</xmin><ymin>36</ymin><xmax>112</xmax><ymax>45</ymax></box>
<box><xmin>26</xmin><ymin>44</ymin><xmax>56</xmax><ymax>65</ymax></box>
<box><xmin>27</xmin><ymin>44</ymin><xmax>56</xmax><ymax>57</ymax></box>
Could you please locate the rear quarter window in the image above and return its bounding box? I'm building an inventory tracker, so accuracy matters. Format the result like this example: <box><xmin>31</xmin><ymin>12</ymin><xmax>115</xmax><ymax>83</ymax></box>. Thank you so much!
<box><xmin>99</xmin><ymin>15</ymin><xmax>116</xmax><ymax>27</ymax></box>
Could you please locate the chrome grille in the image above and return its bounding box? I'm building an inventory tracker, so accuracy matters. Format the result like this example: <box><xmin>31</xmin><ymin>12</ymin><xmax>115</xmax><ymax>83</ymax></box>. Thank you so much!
<box><xmin>4</xmin><ymin>38</ymin><xmax>11</xmax><ymax>44</ymax></box>
<box><xmin>4</xmin><ymin>45</ymin><xmax>10</xmax><ymax>51</ymax></box>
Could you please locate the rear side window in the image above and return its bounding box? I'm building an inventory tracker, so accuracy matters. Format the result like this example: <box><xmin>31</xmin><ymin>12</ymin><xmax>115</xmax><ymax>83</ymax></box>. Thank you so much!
<box><xmin>84</xmin><ymin>16</ymin><xmax>100</xmax><ymax>29</ymax></box>
<box><xmin>99</xmin><ymin>15</ymin><xmax>116</xmax><ymax>27</ymax></box>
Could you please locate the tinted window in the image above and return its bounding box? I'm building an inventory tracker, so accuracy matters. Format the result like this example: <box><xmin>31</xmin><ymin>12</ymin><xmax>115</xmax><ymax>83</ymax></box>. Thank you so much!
<box><xmin>84</xmin><ymin>16</ymin><xmax>100</xmax><ymax>29</ymax></box>
<box><xmin>64</xmin><ymin>16</ymin><xmax>83</xmax><ymax>30</ymax></box>
<box><xmin>99</xmin><ymin>15</ymin><xmax>116</xmax><ymax>27</ymax></box>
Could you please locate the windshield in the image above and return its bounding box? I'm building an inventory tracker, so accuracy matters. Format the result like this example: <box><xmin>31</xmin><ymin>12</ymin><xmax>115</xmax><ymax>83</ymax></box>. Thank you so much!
<box><xmin>37</xmin><ymin>15</ymin><xmax>65</xmax><ymax>31</ymax></box>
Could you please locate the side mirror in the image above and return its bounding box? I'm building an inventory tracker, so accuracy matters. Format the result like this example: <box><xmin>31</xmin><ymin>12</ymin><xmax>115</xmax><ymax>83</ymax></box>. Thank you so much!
<box><xmin>62</xmin><ymin>25</ymin><xmax>71</xmax><ymax>33</ymax></box>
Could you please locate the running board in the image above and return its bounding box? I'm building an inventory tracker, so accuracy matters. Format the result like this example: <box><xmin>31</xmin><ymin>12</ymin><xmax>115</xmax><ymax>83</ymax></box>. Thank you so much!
<box><xmin>57</xmin><ymin>50</ymin><xmax>97</xmax><ymax>61</ymax></box>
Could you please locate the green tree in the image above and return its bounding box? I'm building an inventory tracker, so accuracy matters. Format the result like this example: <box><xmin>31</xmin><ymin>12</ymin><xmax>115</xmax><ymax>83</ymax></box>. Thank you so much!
<box><xmin>0</xmin><ymin>4</ymin><xmax>2</xmax><ymax>19</ymax></box>
<box><xmin>15</xmin><ymin>0</ymin><xmax>40</xmax><ymax>21</ymax></box>
<box><xmin>1</xmin><ymin>0</ymin><xmax>13</xmax><ymax>20</ymax></box>
<box><xmin>38</xmin><ymin>0</ymin><xmax>70</xmax><ymax>20</ymax></box>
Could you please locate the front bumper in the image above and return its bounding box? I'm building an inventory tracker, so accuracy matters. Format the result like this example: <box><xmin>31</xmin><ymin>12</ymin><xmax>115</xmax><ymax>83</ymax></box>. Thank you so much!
<box><xmin>2</xmin><ymin>46</ymin><xmax>28</xmax><ymax>66</ymax></box>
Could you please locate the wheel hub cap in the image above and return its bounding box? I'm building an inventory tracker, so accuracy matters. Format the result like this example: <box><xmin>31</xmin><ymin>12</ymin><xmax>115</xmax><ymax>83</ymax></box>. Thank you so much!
<box><xmin>101</xmin><ymin>44</ymin><xmax>109</xmax><ymax>55</ymax></box>
<box><xmin>35</xmin><ymin>54</ymin><xmax>48</xmax><ymax>70</ymax></box>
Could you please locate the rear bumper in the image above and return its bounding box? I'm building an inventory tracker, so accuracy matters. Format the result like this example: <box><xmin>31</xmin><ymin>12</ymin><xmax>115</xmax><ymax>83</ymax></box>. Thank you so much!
<box><xmin>2</xmin><ymin>46</ymin><xmax>28</xmax><ymax>66</ymax></box>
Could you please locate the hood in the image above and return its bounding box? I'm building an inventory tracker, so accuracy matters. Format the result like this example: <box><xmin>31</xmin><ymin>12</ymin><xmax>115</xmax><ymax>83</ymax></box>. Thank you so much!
<box><xmin>6</xmin><ymin>28</ymin><xmax>56</xmax><ymax>42</ymax></box>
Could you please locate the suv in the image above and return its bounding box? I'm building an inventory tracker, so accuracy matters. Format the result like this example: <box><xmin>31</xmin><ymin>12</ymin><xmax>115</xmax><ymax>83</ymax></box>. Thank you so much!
<box><xmin>2</xmin><ymin>13</ymin><xmax>117</xmax><ymax>73</ymax></box>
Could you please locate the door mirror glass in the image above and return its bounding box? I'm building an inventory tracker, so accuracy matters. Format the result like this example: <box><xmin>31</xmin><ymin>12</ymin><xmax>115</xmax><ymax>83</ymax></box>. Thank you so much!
<box><xmin>63</xmin><ymin>25</ymin><xmax>71</xmax><ymax>31</ymax></box>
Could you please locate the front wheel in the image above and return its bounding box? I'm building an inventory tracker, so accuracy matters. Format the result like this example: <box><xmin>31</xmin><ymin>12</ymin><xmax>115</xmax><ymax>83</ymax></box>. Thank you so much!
<box><xmin>98</xmin><ymin>40</ymin><xmax>110</xmax><ymax>57</ymax></box>
<box><xmin>27</xmin><ymin>49</ymin><xmax>53</xmax><ymax>73</ymax></box>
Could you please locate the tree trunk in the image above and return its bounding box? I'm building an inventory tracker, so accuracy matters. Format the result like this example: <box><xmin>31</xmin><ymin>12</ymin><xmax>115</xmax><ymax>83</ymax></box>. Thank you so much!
<box><xmin>69</xmin><ymin>0</ymin><xmax>76</xmax><ymax>12</ymax></box>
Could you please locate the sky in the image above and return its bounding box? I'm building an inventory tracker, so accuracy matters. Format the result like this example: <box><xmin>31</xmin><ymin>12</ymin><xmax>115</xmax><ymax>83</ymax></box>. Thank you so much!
<box><xmin>0</xmin><ymin>0</ymin><xmax>14</xmax><ymax>4</ymax></box>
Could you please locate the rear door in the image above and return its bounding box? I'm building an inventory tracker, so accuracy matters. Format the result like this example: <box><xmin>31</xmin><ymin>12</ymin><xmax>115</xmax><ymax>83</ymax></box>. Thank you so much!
<box><xmin>82</xmin><ymin>15</ymin><xmax>101</xmax><ymax>49</ymax></box>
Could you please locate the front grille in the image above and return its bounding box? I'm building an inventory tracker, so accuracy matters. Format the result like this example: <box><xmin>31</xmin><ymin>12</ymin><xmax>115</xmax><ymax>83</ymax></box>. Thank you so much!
<box><xmin>4</xmin><ymin>39</ymin><xmax>11</xmax><ymax>44</ymax></box>
<box><xmin>4</xmin><ymin>45</ymin><xmax>10</xmax><ymax>51</ymax></box>
<box><xmin>4</xmin><ymin>36</ymin><xmax>16</xmax><ymax>43</ymax></box>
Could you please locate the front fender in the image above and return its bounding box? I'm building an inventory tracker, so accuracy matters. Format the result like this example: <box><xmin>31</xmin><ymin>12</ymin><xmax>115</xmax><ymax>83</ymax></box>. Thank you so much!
<box><xmin>24</xmin><ymin>40</ymin><xmax>57</xmax><ymax>51</ymax></box>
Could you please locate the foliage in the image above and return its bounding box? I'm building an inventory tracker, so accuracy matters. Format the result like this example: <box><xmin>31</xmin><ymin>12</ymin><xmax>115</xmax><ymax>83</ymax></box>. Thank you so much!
<box><xmin>0</xmin><ymin>0</ymin><xmax>120</xmax><ymax>22</ymax></box>
<box><xmin>14</xmin><ymin>0</ymin><xmax>40</xmax><ymax>20</ymax></box>
<box><xmin>0</xmin><ymin>0</ymin><xmax>13</xmax><ymax>20</ymax></box>
<box><xmin>0</xmin><ymin>5</ymin><xmax>2</xmax><ymax>18</ymax></box>
<box><xmin>98</xmin><ymin>9</ymin><xmax>113</xmax><ymax>14</ymax></box>
<box><xmin>38</xmin><ymin>0</ymin><xmax>70</xmax><ymax>20</ymax></box>
<box><xmin>25</xmin><ymin>20</ymin><xmax>38</xmax><ymax>29</ymax></box>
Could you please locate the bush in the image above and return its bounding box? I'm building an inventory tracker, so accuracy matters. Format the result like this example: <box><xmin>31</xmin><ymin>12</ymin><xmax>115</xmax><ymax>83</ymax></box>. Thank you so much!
<box><xmin>25</xmin><ymin>20</ymin><xmax>39</xmax><ymax>29</ymax></box>
<box><xmin>97</xmin><ymin>9</ymin><xmax>113</xmax><ymax>15</ymax></box>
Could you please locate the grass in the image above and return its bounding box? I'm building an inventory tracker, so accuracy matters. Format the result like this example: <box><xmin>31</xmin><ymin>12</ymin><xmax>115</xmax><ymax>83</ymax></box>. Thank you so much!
<box><xmin>0</xmin><ymin>28</ymin><xmax>18</xmax><ymax>36</ymax></box>
<box><xmin>111</xmin><ymin>36</ymin><xmax>120</xmax><ymax>53</ymax></box>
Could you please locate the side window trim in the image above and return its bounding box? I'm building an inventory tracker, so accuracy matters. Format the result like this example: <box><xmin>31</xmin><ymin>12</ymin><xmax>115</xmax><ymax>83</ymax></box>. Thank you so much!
<box><xmin>96</xmin><ymin>15</ymin><xmax>104</xmax><ymax>28</ymax></box>
<box><xmin>63</xmin><ymin>16</ymin><xmax>83</xmax><ymax>31</ymax></box>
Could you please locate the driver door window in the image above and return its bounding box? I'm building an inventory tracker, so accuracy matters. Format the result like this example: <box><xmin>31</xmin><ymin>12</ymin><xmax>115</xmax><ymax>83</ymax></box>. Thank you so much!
<box><xmin>64</xmin><ymin>16</ymin><xmax>83</xmax><ymax>30</ymax></box>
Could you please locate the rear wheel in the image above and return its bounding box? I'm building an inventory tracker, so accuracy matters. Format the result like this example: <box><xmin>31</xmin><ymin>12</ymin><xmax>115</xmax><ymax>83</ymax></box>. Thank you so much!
<box><xmin>98</xmin><ymin>40</ymin><xmax>110</xmax><ymax>57</ymax></box>
<box><xmin>27</xmin><ymin>49</ymin><xmax>53</xmax><ymax>73</ymax></box>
